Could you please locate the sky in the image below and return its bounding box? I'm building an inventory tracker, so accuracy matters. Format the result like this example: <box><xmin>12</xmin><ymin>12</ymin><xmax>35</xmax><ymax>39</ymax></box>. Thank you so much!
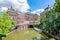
<box><xmin>27</xmin><ymin>0</ymin><xmax>55</xmax><ymax>11</ymax></box>
<box><xmin>0</xmin><ymin>0</ymin><xmax>55</xmax><ymax>14</ymax></box>
<box><xmin>27</xmin><ymin>0</ymin><xmax>55</xmax><ymax>15</ymax></box>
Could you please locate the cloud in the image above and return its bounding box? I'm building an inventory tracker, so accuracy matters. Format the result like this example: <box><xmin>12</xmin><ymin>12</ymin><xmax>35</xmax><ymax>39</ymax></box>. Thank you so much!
<box><xmin>1</xmin><ymin>7</ymin><xmax>8</xmax><ymax>11</ymax></box>
<box><xmin>0</xmin><ymin>0</ymin><xmax>30</xmax><ymax>12</ymax></box>
<box><xmin>0</xmin><ymin>0</ymin><xmax>3</xmax><ymax>2</ymax></box>
<box><xmin>31</xmin><ymin>9</ymin><xmax>44</xmax><ymax>16</ymax></box>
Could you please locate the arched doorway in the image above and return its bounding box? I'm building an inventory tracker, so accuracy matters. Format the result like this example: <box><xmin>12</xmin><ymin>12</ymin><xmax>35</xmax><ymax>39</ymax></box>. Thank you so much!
<box><xmin>28</xmin><ymin>25</ymin><xmax>34</xmax><ymax>28</ymax></box>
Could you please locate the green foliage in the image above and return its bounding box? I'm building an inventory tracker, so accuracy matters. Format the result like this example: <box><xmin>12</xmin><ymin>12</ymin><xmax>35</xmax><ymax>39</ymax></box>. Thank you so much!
<box><xmin>53</xmin><ymin>0</ymin><xmax>60</xmax><ymax>12</ymax></box>
<box><xmin>0</xmin><ymin>11</ymin><xmax>15</xmax><ymax>35</ymax></box>
<box><xmin>40</xmin><ymin>9</ymin><xmax>60</xmax><ymax>32</ymax></box>
<box><xmin>40</xmin><ymin>0</ymin><xmax>60</xmax><ymax>32</ymax></box>
<box><xmin>35</xmin><ymin>19</ymin><xmax>40</xmax><ymax>27</ymax></box>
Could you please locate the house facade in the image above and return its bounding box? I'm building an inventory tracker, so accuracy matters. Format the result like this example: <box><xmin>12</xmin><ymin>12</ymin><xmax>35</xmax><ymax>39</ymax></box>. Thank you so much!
<box><xmin>7</xmin><ymin>7</ymin><xmax>40</xmax><ymax>29</ymax></box>
<box><xmin>7</xmin><ymin>7</ymin><xmax>28</xmax><ymax>30</ymax></box>
<box><xmin>25</xmin><ymin>13</ymin><xmax>40</xmax><ymax>27</ymax></box>
<box><xmin>40</xmin><ymin>5</ymin><xmax>50</xmax><ymax>20</ymax></box>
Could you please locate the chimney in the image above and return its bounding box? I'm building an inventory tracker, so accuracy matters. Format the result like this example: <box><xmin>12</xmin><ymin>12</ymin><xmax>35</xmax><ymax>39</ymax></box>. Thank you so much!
<box><xmin>44</xmin><ymin>5</ymin><xmax>50</xmax><ymax>10</ymax></box>
<box><xmin>11</xmin><ymin>5</ymin><xmax>13</xmax><ymax>9</ymax></box>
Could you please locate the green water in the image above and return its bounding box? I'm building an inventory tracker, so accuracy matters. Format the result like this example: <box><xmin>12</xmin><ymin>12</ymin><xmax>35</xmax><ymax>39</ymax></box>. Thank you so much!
<box><xmin>2</xmin><ymin>28</ymin><xmax>55</xmax><ymax>40</ymax></box>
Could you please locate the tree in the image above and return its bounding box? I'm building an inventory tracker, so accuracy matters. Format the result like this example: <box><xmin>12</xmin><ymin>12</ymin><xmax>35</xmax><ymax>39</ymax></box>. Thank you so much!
<box><xmin>41</xmin><ymin>8</ymin><xmax>60</xmax><ymax>35</ymax></box>
<box><xmin>0</xmin><ymin>11</ymin><xmax>15</xmax><ymax>40</ymax></box>
<box><xmin>53</xmin><ymin>0</ymin><xmax>60</xmax><ymax>33</ymax></box>
<box><xmin>40</xmin><ymin>0</ymin><xmax>60</xmax><ymax>36</ymax></box>
<box><xmin>53</xmin><ymin>0</ymin><xmax>60</xmax><ymax>12</ymax></box>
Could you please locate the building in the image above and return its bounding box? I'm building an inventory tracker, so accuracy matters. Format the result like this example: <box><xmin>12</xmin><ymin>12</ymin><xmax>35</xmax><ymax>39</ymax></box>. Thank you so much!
<box><xmin>40</xmin><ymin>5</ymin><xmax>50</xmax><ymax>20</ymax></box>
<box><xmin>7</xmin><ymin>6</ymin><xmax>40</xmax><ymax>30</ymax></box>
<box><xmin>25</xmin><ymin>13</ymin><xmax>39</xmax><ymax>21</ymax></box>
<box><xmin>25</xmin><ymin>13</ymin><xmax>40</xmax><ymax>27</ymax></box>
<box><xmin>39</xmin><ymin>5</ymin><xmax>50</xmax><ymax>29</ymax></box>
<box><xmin>7</xmin><ymin>7</ymin><xmax>28</xmax><ymax>30</ymax></box>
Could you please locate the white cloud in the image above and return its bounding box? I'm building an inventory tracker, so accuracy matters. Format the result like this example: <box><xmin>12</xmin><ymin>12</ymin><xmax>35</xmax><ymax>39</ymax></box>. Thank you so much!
<box><xmin>0</xmin><ymin>0</ymin><xmax>3</xmax><ymax>2</ymax></box>
<box><xmin>1</xmin><ymin>7</ymin><xmax>8</xmax><ymax>11</ymax></box>
<box><xmin>31</xmin><ymin>9</ymin><xmax>44</xmax><ymax>16</ymax></box>
<box><xmin>0</xmin><ymin>0</ymin><xmax>30</xmax><ymax>12</ymax></box>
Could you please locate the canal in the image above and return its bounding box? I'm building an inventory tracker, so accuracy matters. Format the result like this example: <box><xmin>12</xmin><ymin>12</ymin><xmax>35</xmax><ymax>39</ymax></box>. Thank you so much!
<box><xmin>2</xmin><ymin>28</ymin><xmax>55</xmax><ymax>40</ymax></box>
